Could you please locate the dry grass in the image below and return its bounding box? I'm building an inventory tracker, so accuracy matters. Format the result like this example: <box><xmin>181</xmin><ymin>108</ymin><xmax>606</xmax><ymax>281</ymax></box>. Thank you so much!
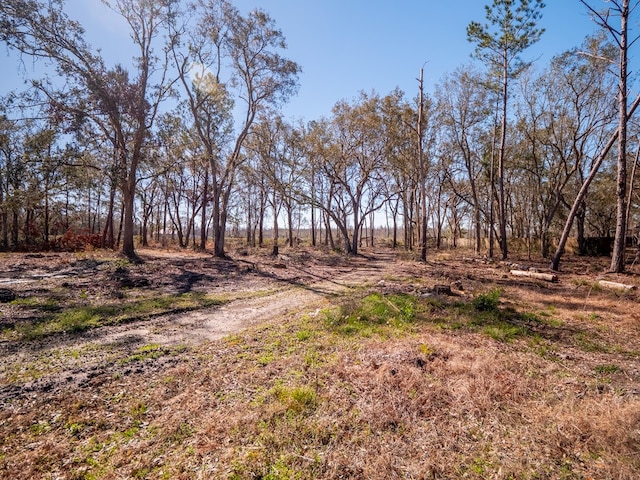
<box><xmin>1</xmin><ymin>249</ymin><xmax>639</xmax><ymax>479</ymax></box>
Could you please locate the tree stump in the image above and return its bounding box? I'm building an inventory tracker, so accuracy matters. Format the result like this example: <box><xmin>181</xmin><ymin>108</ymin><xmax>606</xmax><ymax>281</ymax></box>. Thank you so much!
<box><xmin>433</xmin><ymin>284</ymin><xmax>453</xmax><ymax>295</ymax></box>
<box><xmin>0</xmin><ymin>288</ymin><xmax>16</xmax><ymax>303</ymax></box>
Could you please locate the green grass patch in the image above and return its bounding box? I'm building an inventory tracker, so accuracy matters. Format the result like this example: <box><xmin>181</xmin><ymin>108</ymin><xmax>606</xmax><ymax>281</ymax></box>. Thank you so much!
<box><xmin>322</xmin><ymin>288</ymin><xmax>542</xmax><ymax>343</ymax></box>
<box><xmin>326</xmin><ymin>292</ymin><xmax>417</xmax><ymax>337</ymax></box>
<box><xmin>7</xmin><ymin>293</ymin><xmax>226</xmax><ymax>340</ymax></box>
<box><xmin>472</xmin><ymin>288</ymin><xmax>501</xmax><ymax>311</ymax></box>
<box><xmin>11</xmin><ymin>296</ymin><xmax>62</xmax><ymax>312</ymax></box>
<box><xmin>120</xmin><ymin>344</ymin><xmax>167</xmax><ymax>364</ymax></box>
<box><xmin>271</xmin><ymin>383</ymin><xmax>318</xmax><ymax>416</ymax></box>
<box><xmin>594</xmin><ymin>364</ymin><xmax>623</xmax><ymax>375</ymax></box>
<box><xmin>573</xmin><ymin>331</ymin><xmax>610</xmax><ymax>353</ymax></box>
<box><xmin>421</xmin><ymin>289</ymin><xmax>538</xmax><ymax>343</ymax></box>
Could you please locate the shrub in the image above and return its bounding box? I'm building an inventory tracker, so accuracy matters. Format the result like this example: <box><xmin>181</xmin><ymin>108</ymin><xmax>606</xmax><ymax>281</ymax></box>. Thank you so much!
<box><xmin>472</xmin><ymin>289</ymin><xmax>501</xmax><ymax>312</ymax></box>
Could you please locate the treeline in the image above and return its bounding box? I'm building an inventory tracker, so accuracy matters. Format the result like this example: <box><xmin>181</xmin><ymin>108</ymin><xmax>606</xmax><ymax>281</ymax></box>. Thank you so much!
<box><xmin>0</xmin><ymin>0</ymin><xmax>638</xmax><ymax>271</ymax></box>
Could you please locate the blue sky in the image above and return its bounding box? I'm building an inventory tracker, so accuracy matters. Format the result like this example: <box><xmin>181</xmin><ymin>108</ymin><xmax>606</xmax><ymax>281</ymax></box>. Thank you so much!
<box><xmin>241</xmin><ymin>0</ymin><xmax>601</xmax><ymax>120</ymax></box>
<box><xmin>1</xmin><ymin>1</ymin><xmax>605</xmax><ymax>122</ymax></box>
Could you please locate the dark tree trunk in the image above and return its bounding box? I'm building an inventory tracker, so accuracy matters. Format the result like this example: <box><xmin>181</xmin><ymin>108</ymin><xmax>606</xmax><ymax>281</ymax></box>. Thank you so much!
<box><xmin>610</xmin><ymin>0</ymin><xmax>629</xmax><ymax>273</ymax></box>
<box><xmin>200</xmin><ymin>168</ymin><xmax>209</xmax><ymax>250</ymax></box>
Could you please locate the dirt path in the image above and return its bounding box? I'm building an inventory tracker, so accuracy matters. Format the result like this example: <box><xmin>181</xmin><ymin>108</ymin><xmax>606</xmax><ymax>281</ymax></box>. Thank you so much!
<box><xmin>5</xmin><ymin>246</ymin><xmax>638</xmax><ymax>405</ymax></box>
<box><xmin>101</xmin><ymin>250</ymin><xmax>395</xmax><ymax>346</ymax></box>
<box><xmin>0</xmin><ymin>249</ymin><xmax>399</xmax><ymax>401</ymax></box>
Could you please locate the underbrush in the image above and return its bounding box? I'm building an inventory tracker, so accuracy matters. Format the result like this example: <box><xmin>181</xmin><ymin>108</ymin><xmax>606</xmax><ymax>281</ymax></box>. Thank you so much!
<box><xmin>1</xmin><ymin>288</ymin><xmax>638</xmax><ymax>479</ymax></box>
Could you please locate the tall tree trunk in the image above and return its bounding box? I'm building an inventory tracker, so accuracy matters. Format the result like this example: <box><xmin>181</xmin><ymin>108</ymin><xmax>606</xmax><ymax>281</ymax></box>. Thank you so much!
<box><xmin>418</xmin><ymin>67</ymin><xmax>427</xmax><ymax>262</ymax></box>
<box><xmin>200</xmin><ymin>167</ymin><xmax>209</xmax><ymax>250</ymax></box>
<box><xmin>576</xmin><ymin>201</ymin><xmax>587</xmax><ymax>255</ymax></box>
<box><xmin>402</xmin><ymin>193</ymin><xmax>411</xmax><ymax>250</ymax></box>
<box><xmin>474</xmin><ymin>204</ymin><xmax>482</xmax><ymax>254</ymax></box>
<box><xmin>44</xmin><ymin>184</ymin><xmax>50</xmax><ymax>244</ymax></box>
<box><xmin>287</xmin><ymin>203</ymin><xmax>294</xmax><ymax>248</ymax></box>
<box><xmin>370</xmin><ymin>211</ymin><xmax>375</xmax><ymax>248</ymax></box>
<box><xmin>325</xmin><ymin>212</ymin><xmax>334</xmax><ymax>249</ymax></box>
<box><xmin>272</xmin><ymin>202</ymin><xmax>279</xmax><ymax>256</ymax></box>
<box><xmin>161</xmin><ymin>201</ymin><xmax>167</xmax><ymax>246</ymax></box>
<box><xmin>212</xmin><ymin>186</ymin><xmax>223</xmax><ymax>257</ymax></box>
<box><xmin>246</xmin><ymin>183</ymin><xmax>253</xmax><ymax>247</ymax></box>
<box><xmin>258</xmin><ymin>188</ymin><xmax>265</xmax><ymax>247</ymax></box>
<box><xmin>0</xmin><ymin>179</ymin><xmax>7</xmax><ymax>250</ymax></box>
<box><xmin>93</xmin><ymin>189</ymin><xmax>101</xmax><ymax>234</ymax></box>
<box><xmin>24</xmin><ymin>208</ymin><xmax>32</xmax><ymax>248</ymax></box>
<box><xmin>610</xmin><ymin>0</ymin><xmax>629</xmax><ymax>273</ymax></box>
<box><xmin>121</xmin><ymin>147</ymin><xmax>138</xmax><ymax>259</ymax></box>
<box><xmin>351</xmin><ymin>209</ymin><xmax>359</xmax><ymax>255</ymax></box>
<box><xmin>116</xmin><ymin>199</ymin><xmax>126</xmax><ymax>250</ymax></box>
<box><xmin>102</xmin><ymin>182</ymin><xmax>116</xmax><ymax>250</ymax></box>
<box><xmin>11</xmin><ymin>209</ymin><xmax>18</xmax><ymax>250</ymax></box>
<box><xmin>498</xmin><ymin>52</ymin><xmax>509</xmax><ymax>260</ymax></box>
<box><xmin>215</xmin><ymin>189</ymin><xmax>231</xmax><ymax>258</ymax></box>
<box><xmin>141</xmin><ymin>197</ymin><xmax>149</xmax><ymax>248</ymax></box>
<box><xmin>311</xmin><ymin>170</ymin><xmax>317</xmax><ymax>247</ymax></box>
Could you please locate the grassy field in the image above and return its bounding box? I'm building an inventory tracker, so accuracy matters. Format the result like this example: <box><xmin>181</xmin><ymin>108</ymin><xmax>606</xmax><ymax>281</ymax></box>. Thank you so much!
<box><xmin>0</xmin><ymin>249</ymin><xmax>639</xmax><ymax>479</ymax></box>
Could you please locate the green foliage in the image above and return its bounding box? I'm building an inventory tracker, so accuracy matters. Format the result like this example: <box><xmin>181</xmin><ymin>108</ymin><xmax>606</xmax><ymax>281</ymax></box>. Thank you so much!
<box><xmin>65</xmin><ymin>421</ymin><xmax>85</xmax><ymax>437</ymax></box>
<box><xmin>295</xmin><ymin>329</ymin><xmax>312</xmax><ymax>341</ymax></box>
<box><xmin>423</xmin><ymin>290</ymin><xmax>540</xmax><ymax>343</ymax></box>
<box><xmin>482</xmin><ymin>322</ymin><xmax>526</xmax><ymax>342</ymax></box>
<box><xmin>29</xmin><ymin>421</ymin><xmax>51</xmax><ymax>436</ymax></box>
<box><xmin>121</xmin><ymin>344</ymin><xmax>166</xmax><ymax>364</ymax></box>
<box><xmin>327</xmin><ymin>292</ymin><xmax>417</xmax><ymax>336</ymax></box>
<box><xmin>594</xmin><ymin>364</ymin><xmax>623</xmax><ymax>375</ymax></box>
<box><xmin>169</xmin><ymin>423</ymin><xmax>194</xmax><ymax>444</ymax></box>
<box><xmin>467</xmin><ymin>0</ymin><xmax>545</xmax><ymax>76</ymax></box>
<box><xmin>11</xmin><ymin>296</ymin><xmax>61</xmax><ymax>311</ymax></box>
<box><xmin>271</xmin><ymin>383</ymin><xmax>318</xmax><ymax>416</ymax></box>
<box><xmin>574</xmin><ymin>332</ymin><xmax>610</xmax><ymax>353</ymax></box>
<box><xmin>472</xmin><ymin>289</ymin><xmax>501</xmax><ymax>312</ymax></box>
<box><xmin>263</xmin><ymin>458</ymin><xmax>300</xmax><ymax>480</ymax></box>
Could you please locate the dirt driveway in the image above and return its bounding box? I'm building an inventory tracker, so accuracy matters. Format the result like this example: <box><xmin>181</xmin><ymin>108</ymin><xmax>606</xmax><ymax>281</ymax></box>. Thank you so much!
<box><xmin>0</xmin><ymin>247</ymin><xmax>411</xmax><ymax>401</ymax></box>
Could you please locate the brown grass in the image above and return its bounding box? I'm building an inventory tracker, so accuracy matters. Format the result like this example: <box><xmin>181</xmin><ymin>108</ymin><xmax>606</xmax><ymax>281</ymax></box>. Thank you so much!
<box><xmin>1</xmin><ymin>249</ymin><xmax>639</xmax><ymax>479</ymax></box>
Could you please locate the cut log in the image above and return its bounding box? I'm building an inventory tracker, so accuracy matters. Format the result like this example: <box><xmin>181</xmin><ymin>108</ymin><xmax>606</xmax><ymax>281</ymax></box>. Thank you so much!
<box><xmin>510</xmin><ymin>270</ymin><xmax>558</xmax><ymax>282</ymax></box>
<box><xmin>597</xmin><ymin>280</ymin><xmax>637</xmax><ymax>292</ymax></box>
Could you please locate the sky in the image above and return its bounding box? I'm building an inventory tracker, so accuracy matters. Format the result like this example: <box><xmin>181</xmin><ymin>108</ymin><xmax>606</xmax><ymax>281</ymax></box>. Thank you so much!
<box><xmin>1</xmin><ymin>1</ymin><xmax>606</xmax><ymax>122</ymax></box>
<box><xmin>236</xmin><ymin>0</ymin><xmax>601</xmax><ymax>121</ymax></box>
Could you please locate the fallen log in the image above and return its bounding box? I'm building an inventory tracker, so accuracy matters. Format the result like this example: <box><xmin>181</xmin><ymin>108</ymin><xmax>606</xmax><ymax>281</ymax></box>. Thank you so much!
<box><xmin>510</xmin><ymin>270</ymin><xmax>558</xmax><ymax>282</ymax></box>
<box><xmin>597</xmin><ymin>280</ymin><xmax>637</xmax><ymax>292</ymax></box>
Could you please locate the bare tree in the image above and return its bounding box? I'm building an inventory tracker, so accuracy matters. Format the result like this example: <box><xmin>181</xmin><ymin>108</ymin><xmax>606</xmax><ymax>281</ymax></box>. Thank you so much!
<box><xmin>436</xmin><ymin>66</ymin><xmax>492</xmax><ymax>254</ymax></box>
<box><xmin>515</xmin><ymin>36</ymin><xmax>617</xmax><ymax>258</ymax></box>
<box><xmin>551</xmin><ymin>1</ymin><xmax>640</xmax><ymax>271</ymax></box>
<box><xmin>320</xmin><ymin>92</ymin><xmax>390</xmax><ymax>255</ymax></box>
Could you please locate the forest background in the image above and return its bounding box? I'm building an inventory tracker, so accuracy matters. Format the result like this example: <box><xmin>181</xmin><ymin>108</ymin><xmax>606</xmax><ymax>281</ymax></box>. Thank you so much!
<box><xmin>0</xmin><ymin>0</ymin><xmax>638</xmax><ymax>271</ymax></box>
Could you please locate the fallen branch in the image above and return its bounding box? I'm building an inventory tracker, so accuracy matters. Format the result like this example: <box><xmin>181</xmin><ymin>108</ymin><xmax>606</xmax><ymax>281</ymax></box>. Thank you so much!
<box><xmin>510</xmin><ymin>270</ymin><xmax>558</xmax><ymax>282</ymax></box>
<box><xmin>597</xmin><ymin>280</ymin><xmax>637</xmax><ymax>292</ymax></box>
